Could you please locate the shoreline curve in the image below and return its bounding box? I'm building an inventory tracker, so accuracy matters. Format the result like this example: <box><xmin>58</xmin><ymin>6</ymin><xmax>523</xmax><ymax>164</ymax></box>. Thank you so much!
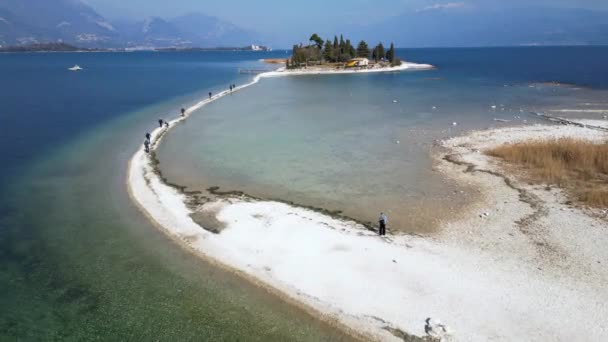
<box><xmin>127</xmin><ymin>60</ymin><xmax>435</xmax><ymax>342</ymax></box>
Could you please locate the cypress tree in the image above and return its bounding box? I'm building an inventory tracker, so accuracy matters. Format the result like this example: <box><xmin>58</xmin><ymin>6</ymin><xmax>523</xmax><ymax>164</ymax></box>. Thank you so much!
<box><xmin>387</xmin><ymin>43</ymin><xmax>395</xmax><ymax>63</ymax></box>
<box><xmin>345</xmin><ymin>39</ymin><xmax>351</xmax><ymax>57</ymax></box>
<box><xmin>323</xmin><ymin>39</ymin><xmax>334</xmax><ymax>62</ymax></box>
<box><xmin>377</xmin><ymin>43</ymin><xmax>385</xmax><ymax>61</ymax></box>
<box><xmin>372</xmin><ymin>43</ymin><xmax>386</xmax><ymax>62</ymax></box>
<box><xmin>346</xmin><ymin>40</ymin><xmax>356</xmax><ymax>58</ymax></box>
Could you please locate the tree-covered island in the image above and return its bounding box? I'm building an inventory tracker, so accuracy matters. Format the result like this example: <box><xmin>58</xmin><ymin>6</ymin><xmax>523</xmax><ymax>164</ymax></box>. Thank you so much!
<box><xmin>287</xmin><ymin>33</ymin><xmax>399</xmax><ymax>70</ymax></box>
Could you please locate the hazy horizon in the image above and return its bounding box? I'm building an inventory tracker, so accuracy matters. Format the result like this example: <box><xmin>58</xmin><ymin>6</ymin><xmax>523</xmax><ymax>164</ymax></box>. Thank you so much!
<box><xmin>2</xmin><ymin>0</ymin><xmax>608</xmax><ymax>48</ymax></box>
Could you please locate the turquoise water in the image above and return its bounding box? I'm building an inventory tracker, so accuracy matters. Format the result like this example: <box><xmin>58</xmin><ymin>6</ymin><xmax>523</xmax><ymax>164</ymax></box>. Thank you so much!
<box><xmin>158</xmin><ymin>47</ymin><xmax>608</xmax><ymax>232</ymax></box>
<box><xmin>0</xmin><ymin>51</ymin><xmax>353</xmax><ymax>340</ymax></box>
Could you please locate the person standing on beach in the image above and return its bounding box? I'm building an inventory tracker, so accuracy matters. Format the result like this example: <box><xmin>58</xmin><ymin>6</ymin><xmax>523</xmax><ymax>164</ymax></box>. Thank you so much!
<box><xmin>145</xmin><ymin>132</ymin><xmax>151</xmax><ymax>141</ymax></box>
<box><xmin>378</xmin><ymin>212</ymin><xmax>387</xmax><ymax>236</ymax></box>
<box><xmin>181</xmin><ymin>108</ymin><xmax>186</xmax><ymax>117</ymax></box>
<box><xmin>209</xmin><ymin>92</ymin><xmax>212</xmax><ymax>99</ymax></box>
<box><xmin>143</xmin><ymin>139</ymin><xmax>150</xmax><ymax>153</ymax></box>
<box><xmin>158</xmin><ymin>119</ymin><xmax>163</xmax><ymax>127</ymax></box>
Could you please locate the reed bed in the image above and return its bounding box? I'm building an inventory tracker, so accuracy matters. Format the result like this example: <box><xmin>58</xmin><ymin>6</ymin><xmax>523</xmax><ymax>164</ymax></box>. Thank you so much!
<box><xmin>488</xmin><ymin>138</ymin><xmax>608</xmax><ymax>207</ymax></box>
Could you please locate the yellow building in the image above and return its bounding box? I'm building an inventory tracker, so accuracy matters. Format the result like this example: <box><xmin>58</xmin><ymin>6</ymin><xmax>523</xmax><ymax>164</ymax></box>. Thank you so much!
<box><xmin>346</xmin><ymin>58</ymin><xmax>369</xmax><ymax>68</ymax></box>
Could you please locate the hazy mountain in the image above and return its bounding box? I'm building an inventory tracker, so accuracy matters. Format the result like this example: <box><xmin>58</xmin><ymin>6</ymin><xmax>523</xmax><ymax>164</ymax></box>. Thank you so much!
<box><xmin>114</xmin><ymin>13</ymin><xmax>259</xmax><ymax>48</ymax></box>
<box><xmin>0</xmin><ymin>0</ymin><xmax>119</xmax><ymax>47</ymax></box>
<box><xmin>170</xmin><ymin>13</ymin><xmax>258</xmax><ymax>47</ymax></box>
<box><xmin>121</xmin><ymin>17</ymin><xmax>191</xmax><ymax>47</ymax></box>
<box><xmin>0</xmin><ymin>0</ymin><xmax>261</xmax><ymax>48</ymax></box>
<box><xmin>354</xmin><ymin>6</ymin><xmax>608</xmax><ymax>47</ymax></box>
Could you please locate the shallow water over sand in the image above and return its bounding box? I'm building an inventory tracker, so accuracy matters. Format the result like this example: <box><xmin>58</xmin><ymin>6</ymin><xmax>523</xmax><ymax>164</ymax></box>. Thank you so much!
<box><xmin>156</xmin><ymin>67</ymin><xmax>608</xmax><ymax>233</ymax></box>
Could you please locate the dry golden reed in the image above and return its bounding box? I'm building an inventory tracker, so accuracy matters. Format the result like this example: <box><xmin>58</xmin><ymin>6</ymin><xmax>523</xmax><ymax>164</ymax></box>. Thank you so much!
<box><xmin>488</xmin><ymin>138</ymin><xmax>608</xmax><ymax>207</ymax></box>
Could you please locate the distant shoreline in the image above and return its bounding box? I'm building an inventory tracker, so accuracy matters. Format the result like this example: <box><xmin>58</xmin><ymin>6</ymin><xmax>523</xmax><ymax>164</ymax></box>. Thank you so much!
<box><xmin>0</xmin><ymin>42</ymin><xmax>272</xmax><ymax>53</ymax></box>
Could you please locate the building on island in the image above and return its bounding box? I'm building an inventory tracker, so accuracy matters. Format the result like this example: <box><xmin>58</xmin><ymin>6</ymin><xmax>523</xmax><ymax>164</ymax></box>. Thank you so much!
<box><xmin>249</xmin><ymin>44</ymin><xmax>272</xmax><ymax>51</ymax></box>
<box><xmin>346</xmin><ymin>58</ymin><xmax>369</xmax><ymax>68</ymax></box>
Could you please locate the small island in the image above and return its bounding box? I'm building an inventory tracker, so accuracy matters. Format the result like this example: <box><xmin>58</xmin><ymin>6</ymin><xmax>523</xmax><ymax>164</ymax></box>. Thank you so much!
<box><xmin>263</xmin><ymin>33</ymin><xmax>433</xmax><ymax>75</ymax></box>
<box><xmin>285</xmin><ymin>33</ymin><xmax>411</xmax><ymax>70</ymax></box>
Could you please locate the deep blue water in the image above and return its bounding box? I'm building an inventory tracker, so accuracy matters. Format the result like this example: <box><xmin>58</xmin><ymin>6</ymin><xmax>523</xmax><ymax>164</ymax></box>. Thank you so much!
<box><xmin>402</xmin><ymin>46</ymin><xmax>608</xmax><ymax>88</ymax></box>
<box><xmin>0</xmin><ymin>51</ymin><xmax>289</xmax><ymax>182</ymax></box>
<box><xmin>0</xmin><ymin>47</ymin><xmax>607</xmax><ymax>339</ymax></box>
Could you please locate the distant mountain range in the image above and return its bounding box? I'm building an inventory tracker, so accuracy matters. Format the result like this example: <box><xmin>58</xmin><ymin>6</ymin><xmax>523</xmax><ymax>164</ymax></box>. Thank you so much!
<box><xmin>0</xmin><ymin>0</ymin><xmax>263</xmax><ymax>48</ymax></box>
<box><xmin>1</xmin><ymin>0</ymin><xmax>607</xmax><ymax>49</ymax></box>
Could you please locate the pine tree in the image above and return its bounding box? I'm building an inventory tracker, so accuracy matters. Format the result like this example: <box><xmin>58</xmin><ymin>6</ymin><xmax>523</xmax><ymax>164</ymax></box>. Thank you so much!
<box><xmin>356</xmin><ymin>40</ymin><xmax>370</xmax><ymax>58</ymax></box>
<box><xmin>309</xmin><ymin>33</ymin><xmax>323</xmax><ymax>49</ymax></box>
<box><xmin>323</xmin><ymin>39</ymin><xmax>334</xmax><ymax>62</ymax></box>
<box><xmin>333</xmin><ymin>36</ymin><xmax>339</xmax><ymax>51</ymax></box>
<box><xmin>339</xmin><ymin>35</ymin><xmax>346</xmax><ymax>61</ymax></box>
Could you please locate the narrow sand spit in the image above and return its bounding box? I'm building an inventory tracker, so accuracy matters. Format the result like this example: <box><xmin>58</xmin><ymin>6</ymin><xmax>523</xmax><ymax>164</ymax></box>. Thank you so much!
<box><xmin>128</xmin><ymin>65</ymin><xmax>607</xmax><ymax>341</ymax></box>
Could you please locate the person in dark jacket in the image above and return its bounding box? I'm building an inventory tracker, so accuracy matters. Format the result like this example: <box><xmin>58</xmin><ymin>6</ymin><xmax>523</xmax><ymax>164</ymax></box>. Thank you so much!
<box><xmin>209</xmin><ymin>92</ymin><xmax>212</xmax><ymax>99</ymax></box>
<box><xmin>143</xmin><ymin>139</ymin><xmax>150</xmax><ymax>153</ymax></box>
<box><xmin>181</xmin><ymin>108</ymin><xmax>186</xmax><ymax>117</ymax></box>
<box><xmin>378</xmin><ymin>212</ymin><xmax>388</xmax><ymax>236</ymax></box>
<box><xmin>158</xmin><ymin>119</ymin><xmax>163</xmax><ymax>127</ymax></box>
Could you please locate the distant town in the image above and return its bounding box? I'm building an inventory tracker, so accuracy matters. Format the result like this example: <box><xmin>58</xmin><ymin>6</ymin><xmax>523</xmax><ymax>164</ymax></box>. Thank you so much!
<box><xmin>0</xmin><ymin>42</ymin><xmax>272</xmax><ymax>53</ymax></box>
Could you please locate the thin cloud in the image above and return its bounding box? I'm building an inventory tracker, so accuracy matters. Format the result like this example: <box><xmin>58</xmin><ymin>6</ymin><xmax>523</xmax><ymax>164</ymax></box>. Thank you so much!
<box><xmin>417</xmin><ymin>2</ymin><xmax>466</xmax><ymax>12</ymax></box>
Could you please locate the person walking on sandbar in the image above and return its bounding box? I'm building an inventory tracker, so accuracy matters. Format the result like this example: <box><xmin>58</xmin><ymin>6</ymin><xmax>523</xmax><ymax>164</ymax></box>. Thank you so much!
<box><xmin>143</xmin><ymin>139</ymin><xmax>150</xmax><ymax>153</ymax></box>
<box><xmin>158</xmin><ymin>119</ymin><xmax>163</xmax><ymax>127</ymax></box>
<box><xmin>209</xmin><ymin>92</ymin><xmax>212</xmax><ymax>99</ymax></box>
<box><xmin>145</xmin><ymin>132</ymin><xmax>151</xmax><ymax>141</ymax></box>
<box><xmin>378</xmin><ymin>212</ymin><xmax>388</xmax><ymax>236</ymax></box>
<box><xmin>181</xmin><ymin>108</ymin><xmax>186</xmax><ymax>117</ymax></box>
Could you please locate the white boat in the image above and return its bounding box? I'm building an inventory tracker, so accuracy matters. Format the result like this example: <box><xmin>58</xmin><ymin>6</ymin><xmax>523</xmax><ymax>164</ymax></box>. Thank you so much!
<box><xmin>68</xmin><ymin>65</ymin><xmax>83</xmax><ymax>71</ymax></box>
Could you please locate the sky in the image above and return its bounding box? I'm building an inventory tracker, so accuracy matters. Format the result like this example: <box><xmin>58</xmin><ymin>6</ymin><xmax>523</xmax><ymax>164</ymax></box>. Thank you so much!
<box><xmin>84</xmin><ymin>0</ymin><xmax>608</xmax><ymax>47</ymax></box>
<box><xmin>87</xmin><ymin>0</ymin><xmax>608</xmax><ymax>26</ymax></box>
